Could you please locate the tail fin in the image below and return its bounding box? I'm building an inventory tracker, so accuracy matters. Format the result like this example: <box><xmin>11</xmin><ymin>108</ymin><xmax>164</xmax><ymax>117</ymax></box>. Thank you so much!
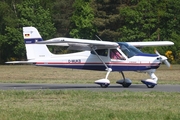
<box><xmin>23</xmin><ymin>27</ymin><xmax>52</xmax><ymax>60</ymax></box>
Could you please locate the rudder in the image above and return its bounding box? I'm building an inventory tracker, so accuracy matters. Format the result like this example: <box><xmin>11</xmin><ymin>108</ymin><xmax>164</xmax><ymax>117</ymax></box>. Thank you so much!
<box><xmin>23</xmin><ymin>27</ymin><xmax>52</xmax><ymax>60</ymax></box>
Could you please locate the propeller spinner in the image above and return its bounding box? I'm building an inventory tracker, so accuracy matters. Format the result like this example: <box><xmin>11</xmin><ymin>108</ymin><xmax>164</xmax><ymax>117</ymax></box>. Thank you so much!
<box><xmin>155</xmin><ymin>50</ymin><xmax>171</xmax><ymax>67</ymax></box>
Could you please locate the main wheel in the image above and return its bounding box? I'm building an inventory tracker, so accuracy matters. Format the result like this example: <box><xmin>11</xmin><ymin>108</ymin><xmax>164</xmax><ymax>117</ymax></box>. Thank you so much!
<box><xmin>117</xmin><ymin>79</ymin><xmax>132</xmax><ymax>88</ymax></box>
<box><xmin>100</xmin><ymin>83</ymin><xmax>109</xmax><ymax>88</ymax></box>
<box><xmin>122</xmin><ymin>82</ymin><xmax>131</xmax><ymax>88</ymax></box>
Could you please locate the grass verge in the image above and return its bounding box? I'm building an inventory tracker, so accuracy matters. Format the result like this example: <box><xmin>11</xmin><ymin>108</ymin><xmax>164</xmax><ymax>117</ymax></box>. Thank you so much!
<box><xmin>0</xmin><ymin>65</ymin><xmax>180</xmax><ymax>84</ymax></box>
<box><xmin>0</xmin><ymin>90</ymin><xmax>180</xmax><ymax>120</ymax></box>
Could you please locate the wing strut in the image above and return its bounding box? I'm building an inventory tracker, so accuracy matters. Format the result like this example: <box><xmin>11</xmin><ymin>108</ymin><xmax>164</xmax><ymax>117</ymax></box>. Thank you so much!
<box><xmin>91</xmin><ymin>47</ymin><xmax>112</xmax><ymax>75</ymax></box>
<box><xmin>91</xmin><ymin>47</ymin><xmax>111</xmax><ymax>88</ymax></box>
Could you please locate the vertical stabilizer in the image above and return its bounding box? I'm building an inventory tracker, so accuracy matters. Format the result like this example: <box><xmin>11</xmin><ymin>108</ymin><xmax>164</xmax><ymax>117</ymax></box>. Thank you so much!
<box><xmin>23</xmin><ymin>27</ymin><xmax>52</xmax><ymax>60</ymax></box>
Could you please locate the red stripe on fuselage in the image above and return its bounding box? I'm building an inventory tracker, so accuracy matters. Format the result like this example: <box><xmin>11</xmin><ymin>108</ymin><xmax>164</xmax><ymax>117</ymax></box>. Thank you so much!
<box><xmin>35</xmin><ymin>62</ymin><xmax>160</xmax><ymax>66</ymax></box>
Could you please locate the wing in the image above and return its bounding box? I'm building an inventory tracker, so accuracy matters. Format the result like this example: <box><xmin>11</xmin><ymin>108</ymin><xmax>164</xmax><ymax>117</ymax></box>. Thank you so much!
<box><xmin>36</xmin><ymin>37</ymin><xmax>119</xmax><ymax>50</ymax></box>
<box><xmin>127</xmin><ymin>41</ymin><xmax>174</xmax><ymax>47</ymax></box>
<box><xmin>36</xmin><ymin>37</ymin><xmax>174</xmax><ymax>50</ymax></box>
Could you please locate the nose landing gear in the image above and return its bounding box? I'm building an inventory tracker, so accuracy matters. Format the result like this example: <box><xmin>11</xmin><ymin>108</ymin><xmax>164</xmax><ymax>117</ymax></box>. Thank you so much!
<box><xmin>141</xmin><ymin>70</ymin><xmax>158</xmax><ymax>88</ymax></box>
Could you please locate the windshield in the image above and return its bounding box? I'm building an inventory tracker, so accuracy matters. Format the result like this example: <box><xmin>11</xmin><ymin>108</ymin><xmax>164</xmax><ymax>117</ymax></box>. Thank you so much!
<box><xmin>118</xmin><ymin>42</ymin><xmax>142</xmax><ymax>58</ymax></box>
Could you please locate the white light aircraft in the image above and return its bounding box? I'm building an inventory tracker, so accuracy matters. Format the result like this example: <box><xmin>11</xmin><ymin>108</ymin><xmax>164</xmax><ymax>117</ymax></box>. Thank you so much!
<box><xmin>6</xmin><ymin>27</ymin><xmax>174</xmax><ymax>88</ymax></box>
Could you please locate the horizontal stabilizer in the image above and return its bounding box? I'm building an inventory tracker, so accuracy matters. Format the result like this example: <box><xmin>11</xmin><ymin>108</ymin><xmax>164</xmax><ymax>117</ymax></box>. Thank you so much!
<box><xmin>6</xmin><ymin>61</ymin><xmax>35</xmax><ymax>64</ymax></box>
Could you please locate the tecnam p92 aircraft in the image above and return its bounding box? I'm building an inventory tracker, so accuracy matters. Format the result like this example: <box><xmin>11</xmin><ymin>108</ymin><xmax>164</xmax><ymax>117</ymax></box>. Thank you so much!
<box><xmin>6</xmin><ymin>27</ymin><xmax>174</xmax><ymax>88</ymax></box>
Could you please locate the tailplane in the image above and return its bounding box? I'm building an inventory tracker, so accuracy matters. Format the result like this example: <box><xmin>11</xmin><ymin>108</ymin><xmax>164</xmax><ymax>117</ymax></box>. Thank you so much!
<box><xmin>23</xmin><ymin>27</ymin><xmax>52</xmax><ymax>60</ymax></box>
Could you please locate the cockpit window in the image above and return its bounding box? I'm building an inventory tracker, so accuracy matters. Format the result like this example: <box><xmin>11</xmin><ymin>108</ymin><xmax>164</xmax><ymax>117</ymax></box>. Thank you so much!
<box><xmin>91</xmin><ymin>49</ymin><xmax>108</xmax><ymax>56</ymax></box>
<box><xmin>118</xmin><ymin>42</ymin><xmax>142</xmax><ymax>58</ymax></box>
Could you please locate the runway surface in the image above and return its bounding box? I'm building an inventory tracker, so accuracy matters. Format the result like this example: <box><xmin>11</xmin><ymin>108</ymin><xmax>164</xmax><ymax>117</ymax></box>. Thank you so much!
<box><xmin>0</xmin><ymin>83</ymin><xmax>179</xmax><ymax>92</ymax></box>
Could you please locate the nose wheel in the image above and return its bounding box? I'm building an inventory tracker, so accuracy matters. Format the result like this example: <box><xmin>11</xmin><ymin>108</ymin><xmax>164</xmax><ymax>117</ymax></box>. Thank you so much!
<box><xmin>141</xmin><ymin>79</ymin><xmax>157</xmax><ymax>88</ymax></box>
<box><xmin>146</xmin><ymin>84</ymin><xmax>155</xmax><ymax>88</ymax></box>
<box><xmin>141</xmin><ymin>71</ymin><xmax>158</xmax><ymax>88</ymax></box>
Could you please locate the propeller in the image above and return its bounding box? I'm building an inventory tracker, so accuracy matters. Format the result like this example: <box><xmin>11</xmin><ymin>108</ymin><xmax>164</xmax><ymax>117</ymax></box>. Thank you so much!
<box><xmin>155</xmin><ymin>50</ymin><xmax>171</xmax><ymax>67</ymax></box>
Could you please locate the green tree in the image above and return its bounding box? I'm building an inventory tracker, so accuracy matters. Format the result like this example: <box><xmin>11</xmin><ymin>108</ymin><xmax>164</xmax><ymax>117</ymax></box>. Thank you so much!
<box><xmin>92</xmin><ymin>0</ymin><xmax>123</xmax><ymax>41</ymax></box>
<box><xmin>118</xmin><ymin>0</ymin><xmax>180</xmax><ymax>62</ymax></box>
<box><xmin>1</xmin><ymin>0</ymin><xmax>180</xmax><ymax>63</ymax></box>
<box><xmin>52</xmin><ymin>0</ymin><xmax>75</xmax><ymax>37</ymax></box>
<box><xmin>16</xmin><ymin>0</ymin><xmax>56</xmax><ymax>39</ymax></box>
<box><xmin>70</xmin><ymin>0</ymin><xmax>96</xmax><ymax>39</ymax></box>
<box><xmin>159</xmin><ymin>0</ymin><xmax>180</xmax><ymax>63</ymax></box>
<box><xmin>119</xmin><ymin>0</ymin><xmax>162</xmax><ymax>42</ymax></box>
<box><xmin>0</xmin><ymin>0</ymin><xmax>56</xmax><ymax>63</ymax></box>
<box><xmin>0</xmin><ymin>1</ymin><xmax>20</xmax><ymax>63</ymax></box>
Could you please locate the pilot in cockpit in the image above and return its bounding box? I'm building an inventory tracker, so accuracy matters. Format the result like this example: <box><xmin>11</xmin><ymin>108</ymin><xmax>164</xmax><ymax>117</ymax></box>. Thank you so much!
<box><xmin>110</xmin><ymin>46</ymin><xmax>126</xmax><ymax>60</ymax></box>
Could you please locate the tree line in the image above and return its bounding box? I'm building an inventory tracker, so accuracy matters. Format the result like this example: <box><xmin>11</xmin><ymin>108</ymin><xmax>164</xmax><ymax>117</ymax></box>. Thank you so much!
<box><xmin>0</xmin><ymin>0</ymin><xmax>179</xmax><ymax>64</ymax></box>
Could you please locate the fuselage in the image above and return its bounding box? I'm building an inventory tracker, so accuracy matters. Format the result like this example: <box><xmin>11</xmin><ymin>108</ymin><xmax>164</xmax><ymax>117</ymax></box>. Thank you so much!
<box><xmin>35</xmin><ymin>42</ymin><xmax>161</xmax><ymax>72</ymax></box>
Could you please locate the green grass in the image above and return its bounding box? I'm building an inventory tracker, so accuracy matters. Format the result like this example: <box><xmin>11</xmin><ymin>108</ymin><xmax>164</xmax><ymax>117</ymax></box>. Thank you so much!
<box><xmin>0</xmin><ymin>65</ymin><xmax>180</xmax><ymax>84</ymax></box>
<box><xmin>0</xmin><ymin>65</ymin><xmax>180</xmax><ymax>120</ymax></box>
<box><xmin>0</xmin><ymin>90</ymin><xmax>180</xmax><ymax>120</ymax></box>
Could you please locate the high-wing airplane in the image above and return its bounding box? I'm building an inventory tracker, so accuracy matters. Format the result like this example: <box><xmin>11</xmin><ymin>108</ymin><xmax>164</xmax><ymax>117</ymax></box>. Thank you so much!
<box><xmin>6</xmin><ymin>27</ymin><xmax>174</xmax><ymax>88</ymax></box>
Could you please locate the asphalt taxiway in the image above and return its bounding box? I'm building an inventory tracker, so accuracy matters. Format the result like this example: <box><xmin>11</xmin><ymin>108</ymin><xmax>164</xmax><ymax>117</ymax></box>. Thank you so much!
<box><xmin>0</xmin><ymin>83</ymin><xmax>179</xmax><ymax>92</ymax></box>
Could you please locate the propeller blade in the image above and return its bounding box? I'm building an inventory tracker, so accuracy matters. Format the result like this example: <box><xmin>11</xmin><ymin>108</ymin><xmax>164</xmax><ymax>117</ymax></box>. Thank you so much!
<box><xmin>164</xmin><ymin>59</ymin><xmax>171</xmax><ymax>67</ymax></box>
<box><xmin>154</xmin><ymin>49</ymin><xmax>160</xmax><ymax>56</ymax></box>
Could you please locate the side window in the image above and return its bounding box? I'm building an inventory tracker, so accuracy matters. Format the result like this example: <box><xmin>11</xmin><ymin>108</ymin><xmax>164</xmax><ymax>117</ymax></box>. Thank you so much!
<box><xmin>91</xmin><ymin>49</ymin><xmax>108</xmax><ymax>56</ymax></box>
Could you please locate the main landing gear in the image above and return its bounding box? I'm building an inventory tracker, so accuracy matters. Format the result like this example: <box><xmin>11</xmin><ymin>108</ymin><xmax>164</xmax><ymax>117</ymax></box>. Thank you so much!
<box><xmin>116</xmin><ymin>71</ymin><xmax>132</xmax><ymax>88</ymax></box>
<box><xmin>95</xmin><ymin>70</ymin><xmax>158</xmax><ymax>88</ymax></box>
<box><xmin>91</xmin><ymin>47</ymin><xmax>112</xmax><ymax>88</ymax></box>
<box><xmin>95</xmin><ymin>70</ymin><xmax>133</xmax><ymax>88</ymax></box>
<box><xmin>94</xmin><ymin>68</ymin><xmax>111</xmax><ymax>88</ymax></box>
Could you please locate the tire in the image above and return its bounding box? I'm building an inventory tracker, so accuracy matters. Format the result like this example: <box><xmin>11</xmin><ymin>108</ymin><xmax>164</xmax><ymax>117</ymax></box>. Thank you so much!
<box><xmin>100</xmin><ymin>84</ymin><xmax>109</xmax><ymax>88</ymax></box>
<box><xmin>122</xmin><ymin>82</ymin><xmax>131</xmax><ymax>88</ymax></box>
<box><xmin>146</xmin><ymin>85</ymin><xmax>155</xmax><ymax>88</ymax></box>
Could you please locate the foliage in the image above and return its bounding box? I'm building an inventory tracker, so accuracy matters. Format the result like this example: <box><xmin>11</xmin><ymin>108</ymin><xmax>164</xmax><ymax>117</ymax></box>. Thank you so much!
<box><xmin>16</xmin><ymin>0</ymin><xmax>56</xmax><ymax>39</ymax></box>
<box><xmin>119</xmin><ymin>0</ymin><xmax>163</xmax><ymax>42</ymax></box>
<box><xmin>70</xmin><ymin>0</ymin><xmax>96</xmax><ymax>39</ymax></box>
<box><xmin>0</xmin><ymin>0</ymin><xmax>56</xmax><ymax>63</ymax></box>
<box><xmin>0</xmin><ymin>0</ymin><xmax>180</xmax><ymax>63</ymax></box>
<box><xmin>52</xmin><ymin>0</ymin><xmax>74</xmax><ymax>37</ymax></box>
<box><xmin>0</xmin><ymin>1</ymin><xmax>21</xmax><ymax>63</ymax></box>
<box><xmin>92</xmin><ymin>0</ymin><xmax>122</xmax><ymax>41</ymax></box>
<box><xmin>2</xmin><ymin>27</ymin><xmax>24</xmax><ymax>61</ymax></box>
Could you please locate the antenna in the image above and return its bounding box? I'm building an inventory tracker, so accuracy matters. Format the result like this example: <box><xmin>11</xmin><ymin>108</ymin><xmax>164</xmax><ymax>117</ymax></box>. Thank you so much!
<box><xmin>95</xmin><ymin>35</ymin><xmax>102</xmax><ymax>41</ymax></box>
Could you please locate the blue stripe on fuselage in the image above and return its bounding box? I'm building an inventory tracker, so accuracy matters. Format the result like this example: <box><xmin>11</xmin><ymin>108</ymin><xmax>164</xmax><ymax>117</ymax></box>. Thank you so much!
<box><xmin>24</xmin><ymin>38</ymin><xmax>43</xmax><ymax>44</ymax></box>
<box><xmin>36</xmin><ymin>64</ymin><xmax>160</xmax><ymax>71</ymax></box>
